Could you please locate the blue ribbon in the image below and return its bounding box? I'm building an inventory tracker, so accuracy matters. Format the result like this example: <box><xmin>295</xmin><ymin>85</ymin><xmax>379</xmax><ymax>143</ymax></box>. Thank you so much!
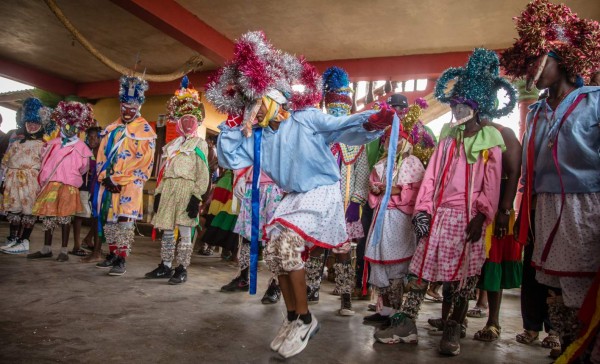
<box><xmin>369</xmin><ymin>113</ymin><xmax>400</xmax><ymax>246</ymax></box>
<box><xmin>249</xmin><ymin>127</ymin><xmax>262</xmax><ymax>295</ymax></box>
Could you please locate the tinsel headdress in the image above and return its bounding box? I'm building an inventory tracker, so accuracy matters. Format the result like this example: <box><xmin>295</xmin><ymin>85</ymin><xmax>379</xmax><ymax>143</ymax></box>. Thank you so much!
<box><xmin>500</xmin><ymin>0</ymin><xmax>600</xmax><ymax>81</ymax></box>
<box><xmin>51</xmin><ymin>101</ymin><xmax>95</xmax><ymax>132</ymax></box>
<box><xmin>205</xmin><ymin>31</ymin><xmax>322</xmax><ymax>117</ymax></box>
<box><xmin>119</xmin><ymin>75</ymin><xmax>149</xmax><ymax>105</ymax></box>
<box><xmin>19</xmin><ymin>98</ymin><xmax>45</xmax><ymax>126</ymax></box>
<box><xmin>167</xmin><ymin>75</ymin><xmax>205</xmax><ymax>122</ymax></box>
<box><xmin>435</xmin><ymin>48</ymin><xmax>517</xmax><ymax>119</ymax></box>
<box><xmin>323</xmin><ymin>66</ymin><xmax>353</xmax><ymax>111</ymax></box>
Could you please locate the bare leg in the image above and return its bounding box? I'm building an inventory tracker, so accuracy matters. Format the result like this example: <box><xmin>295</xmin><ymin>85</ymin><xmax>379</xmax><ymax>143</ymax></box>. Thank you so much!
<box><xmin>81</xmin><ymin>217</ymin><xmax>103</xmax><ymax>263</ymax></box>
<box><xmin>278</xmin><ymin>274</ymin><xmax>296</xmax><ymax>312</ymax></box>
<box><xmin>486</xmin><ymin>290</ymin><xmax>502</xmax><ymax>328</ymax></box>
<box><xmin>73</xmin><ymin>216</ymin><xmax>83</xmax><ymax>251</ymax></box>
<box><xmin>61</xmin><ymin>223</ymin><xmax>71</xmax><ymax>248</ymax></box>
<box><xmin>289</xmin><ymin>269</ymin><xmax>308</xmax><ymax>315</ymax></box>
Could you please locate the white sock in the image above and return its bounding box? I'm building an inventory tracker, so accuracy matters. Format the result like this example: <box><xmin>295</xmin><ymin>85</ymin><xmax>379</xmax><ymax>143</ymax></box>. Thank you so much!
<box><xmin>379</xmin><ymin>306</ymin><xmax>395</xmax><ymax>316</ymax></box>
<box><xmin>60</xmin><ymin>247</ymin><xmax>68</xmax><ymax>254</ymax></box>
<box><xmin>41</xmin><ymin>245</ymin><xmax>52</xmax><ymax>254</ymax></box>
<box><xmin>163</xmin><ymin>261</ymin><xmax>172</xmax><ymax>268</ymax></box>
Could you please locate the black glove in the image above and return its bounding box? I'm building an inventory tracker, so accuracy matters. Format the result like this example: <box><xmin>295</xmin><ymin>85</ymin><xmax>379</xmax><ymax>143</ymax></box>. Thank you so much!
<box><xmin>102</xmin><ymin>177</ymin><xmax>121</xmax><ymax>193</ymax></box>
<box><xmin>153</xmin><ymin>194</ymin><xmax>161</xmax><ymax>213</ymax></box>
<box><xmin>186</xmin><ymin>195</ymin><xmax>201</xmax><ymax>219</ymax></box>
<box><xmin>412</xmin><ymin>211</ymin><xmax>432</xmax><ymax>241</ymax></box>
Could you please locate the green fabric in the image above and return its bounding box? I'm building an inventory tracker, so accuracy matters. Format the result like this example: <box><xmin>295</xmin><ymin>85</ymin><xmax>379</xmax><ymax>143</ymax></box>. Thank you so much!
<box><xmin>214</xmin><ymin>170</ymin><xmax>233</xmax><ymax>191</ymax></box>
<box><xmin>194</xmin><ymin>146</ymin><xmax>209</xmax><ymax>169</ymax></box>
<box><xmin>365</xmin><ymin>139</ymin><xmax>384</xmax><ymax>169</ymax></box>
<box><xmin>479</xmin><ymin>260</ymin><xmax>523</xmax><ymax>291</ymax></box>
<box><xmin>440</xmin><ymin>124</ymin><xmax>506</xmax><ymax>164</ymax></box>
<box><xmin>211</xmin><ymin>211</ymin><xmax>238</xmax><ymax>231</ymax></box>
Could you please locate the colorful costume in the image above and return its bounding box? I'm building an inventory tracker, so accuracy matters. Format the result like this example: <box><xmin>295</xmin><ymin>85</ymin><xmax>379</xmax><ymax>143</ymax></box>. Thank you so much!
<box><xmin>375</xmin><ymin>49</ymin><xmax>514</xmax><ymax>355</ymax></box>
<box><xmin>28</xmin><ymin>101</ymin><xmax>94</xmax><ymax>261</ymax></box>
<box><xmin>365</xmin><ymin>99</ymin><xmax>432</xmax><ymax>315</ymax></box>
<box><xmin>501</xmin><ymin>2</ymin><xmax>600</xmax><ymax>360</ymax></box>
<box><xmin>94</xmin><ymin>75</ymin><xmax>156</xmax><ymax>275</ymax></box>
<box><xmin>147</xmin><ymin>77</ymin><xmax>209</xmax><ymax>284</ymax></box>
<box><xmin>0</xmin><ymin>98</ymin><xmax>48</xmax><ymax>254</ymax></box>
<box><xmin>208</xmin><ymin>31</ymin><xmax>393</xmax><ymax>358</ymax></box>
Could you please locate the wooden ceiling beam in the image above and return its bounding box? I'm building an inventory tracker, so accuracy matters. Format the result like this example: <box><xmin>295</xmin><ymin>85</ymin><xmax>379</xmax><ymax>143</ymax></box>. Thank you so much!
<box><xmin>111</xmin><ymin>0</ymin><xmax>234</xmax><ymax>65</ymax></box>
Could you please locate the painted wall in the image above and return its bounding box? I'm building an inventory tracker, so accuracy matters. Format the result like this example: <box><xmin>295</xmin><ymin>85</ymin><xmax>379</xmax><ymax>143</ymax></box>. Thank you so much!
<box><xmin>91</xmin><ymin>92</ymin><xmax>226</xmax><ymax>136</ymax></box>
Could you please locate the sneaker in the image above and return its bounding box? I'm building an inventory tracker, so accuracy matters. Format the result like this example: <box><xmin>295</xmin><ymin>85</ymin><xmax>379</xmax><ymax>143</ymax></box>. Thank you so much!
<box><xmin>439</xmin><ymin>320</ymin><xmax>461</xmax><ymax>356</ymax></box>
<box><xmin>108</xmin><ymin>256</ymin><xmax>126</xmax><ymax>276</ymax></box>
<box><xmin>428</xmin><ymin>319</ymin><xmax>467</xmax><ymax>339</ymax></box>
<box><xmin>278</xmin><ymin>315</ymin><xmax>320</xmax><ymax>358</ymax></box>
<box><xmin>0</xmin><ymin>236</ymin><xmax>18</xmax><ymax>250</ymax></box>
<box><xmin>198</xmin><ymin>246</ymin><xmax>213</xmax><ymax>256</ymax></box>
<box><xmin>261</xmin><ymin>279</ymin><xmax>281</xmax><ymax>304</ymax></box>
<box><xmin>96</xmin><ymin>252</ymin><xmax>118</xmax><ymax>269</ymax></box>
<box><xmin>338</xmin><ymin>293</ymin><xmax>355</xmax><ymax>316</ymax></box>
<box><xmin>428</xmin><ymin>317</ymin><xmax>444</xmax><ymax>330</ymax></box>
<box><xmin>307</xmin><ymin>286</ymin><xmax>320</xmax><ymax>304</ymax></box>
<box><xmin>374</xmin><ymin>313</ymin><xmax>418</xmax><ymax>344</ymax></box>
<box><xmin>364</xmin><ymin>313</ymin><xmax>390</xmax><ymax>323</ymax></box>
<box><xmin>270</xmin><ymin>318</ymin><xmax>293</xmax><ymax>352</ymax></box>
<box><xmin>27</xmin><ymin>250</ymin><xmax>53</xmax><ymax>259</ymax></box>
<box><xmin>56</xmin><ymin>252</ymin><xmax>69</xmax><ymax>262</ymax></box>
<box><xmin>168</xmin><ymin>265</ymin><xmax>187</xmax><ymax>285</ymax></box>
<box><xmin>4</xmin><ymin>239</ymin><xmax>30</xmax><ymax>255</ymax></box>
<box><xmin>145</xmin><ymin>262</ymin><xmax>173</xmax><ymax>279</ymax></box>
<box><xmin>220</xmin><ymin>276</ymin><xmax>249</xmax><ymax>292</ymax></box>
<box><xmin>367</xmin><ymin>303</ymin><xmax>377</xmax><ymax>311</ymax></box>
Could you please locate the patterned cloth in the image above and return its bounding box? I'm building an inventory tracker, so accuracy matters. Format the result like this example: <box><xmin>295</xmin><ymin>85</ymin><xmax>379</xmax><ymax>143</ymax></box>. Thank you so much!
<box><xmin>153</xmin><ymin>137</ymin><xmax>210</xmax><ymax>230</ymax></box>
<box><xmin>33</xmin><ymin>182</ymin><xmax>82</xmax><ymax>217</ymax></box>
<box><xmin>1</xmin><ymin>139</ymin><xmax>44</xmax><ymax>215</ymax></box>
<box><xmin>234</xmin><ymin>182</ymin><xmax>283</xmax><ymax>241</ymax></box>
<box><xmin>96</xmin><ymin>117</ymin><xmax>156</xmax><ymax>221</ymax></box>
<box><xmin>409</xmin><ymin>207</ymin><xmax>486</xmax><ymax>282</ymax></box>
<box><xmin>264</xmin><ymin>182</ymin><xmax>347</xmax><ymax>250</ymax></box>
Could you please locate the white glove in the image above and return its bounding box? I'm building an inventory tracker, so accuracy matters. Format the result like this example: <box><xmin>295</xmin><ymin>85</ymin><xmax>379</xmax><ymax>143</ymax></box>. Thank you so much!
<box><xmin>233</xmin><ymin>177</ymin><xmax>247</xmax><ymax>201</ymax></box>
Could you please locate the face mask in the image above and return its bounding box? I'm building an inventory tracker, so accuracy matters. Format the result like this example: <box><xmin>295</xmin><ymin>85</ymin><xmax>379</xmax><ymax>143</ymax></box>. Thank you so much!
<box><xmin>120</xmin><ymin>103</ymin><xmax>140</xmax><ymax>123</ymax></box>
<box><xmin>61</xmin><ymin>124</ymin><xmax>77</xmax><ymax>138</ymax></box>
<box><xmin>526</xmin><ymin>54</ymin><xmax>548</xmax><ymax>92</ymax></box>
<box><xmin>327</xmin><ymin>107</ymin><xmax>348</xmax><ymax>117</ymax></box>
<box><xmin>25</xmin><ymin>122</ymin><xmax>42</xmax><ymax>134</ymax></box>
<box><xmin>450</xmin><ymin>103</ymin><xmax>475</xmax><ymax>127</ymax></box>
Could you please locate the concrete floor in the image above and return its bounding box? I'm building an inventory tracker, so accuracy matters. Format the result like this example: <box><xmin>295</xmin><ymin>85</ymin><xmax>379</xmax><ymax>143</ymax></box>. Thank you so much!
<box><xmin>0</xmin><ymin>223</ymin><xmax>554</xmax><ymax>364</ymax></box>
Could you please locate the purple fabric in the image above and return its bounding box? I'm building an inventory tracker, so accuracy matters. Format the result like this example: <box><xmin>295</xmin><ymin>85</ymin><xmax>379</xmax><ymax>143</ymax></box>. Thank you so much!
<box><xmin>345</xmin><ymin>201</ymin><xmax>361</xmax><ymax>223</ymax></box>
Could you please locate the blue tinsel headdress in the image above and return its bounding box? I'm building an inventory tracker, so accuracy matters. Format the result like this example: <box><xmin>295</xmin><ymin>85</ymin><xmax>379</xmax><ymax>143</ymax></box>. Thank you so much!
<box><xmin>19</xmin><ymin>98</ymin><xmax>44</xmax><ymax>127</ymax></box>
<box><xmin>119</xmin><ymin>75</ymin><xmax>149</xmax><ymax>105</ymax></box>
<box><xmin>435</xmin><ymin>48</ymin><xmax>517</xmax><ymax>119</ymax></box>
<box><xmin>323</xmin><ymin>66</ymin><xmax>353</xmax><ymax>110</ymax></box>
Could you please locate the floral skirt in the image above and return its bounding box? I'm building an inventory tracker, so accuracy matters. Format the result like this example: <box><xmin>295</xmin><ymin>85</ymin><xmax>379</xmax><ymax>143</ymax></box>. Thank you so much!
<box><xmin>233</xmin><ymin>183</ymin><xmax>283</xmax><ymax>241</ymax></box>
<box><xmin>33</xmin><ymin>182</ymin><xmax>82</xmax><ymax>217</ymax></box>
<box><xmin>152</xmin><ymin>178</ymin><xmax>198</xmax><ymax>230</ymax></box>
<box><xmin>1</xmin><ymin>168</ymin><xmax>40</xmax><ymax>215</ymax></box>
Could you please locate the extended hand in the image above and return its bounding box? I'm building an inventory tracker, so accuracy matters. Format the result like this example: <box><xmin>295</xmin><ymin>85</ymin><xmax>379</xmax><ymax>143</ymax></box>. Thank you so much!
<box><xmin>494</xmin><ymin>212</ymin><xmax>509</xmax><ymax>239</ymax></box>
<box><xmin>466</xmin><ymin>212</ymin><xmax>486</xmax><ymax>242</ymax></box>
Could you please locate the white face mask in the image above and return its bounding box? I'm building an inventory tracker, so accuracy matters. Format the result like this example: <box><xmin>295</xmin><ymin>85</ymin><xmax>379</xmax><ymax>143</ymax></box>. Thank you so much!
<box><xmin>450</xmin><ymin>104</ymin><xmax>475</xmax><ymax>127</ymax></box>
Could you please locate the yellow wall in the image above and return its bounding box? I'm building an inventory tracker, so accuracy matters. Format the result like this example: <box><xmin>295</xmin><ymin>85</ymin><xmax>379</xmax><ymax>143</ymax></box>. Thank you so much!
<box><xmin>92</xmin><ymin>92</ymin><xmax>226</xmax><ymax>137</ymax></box>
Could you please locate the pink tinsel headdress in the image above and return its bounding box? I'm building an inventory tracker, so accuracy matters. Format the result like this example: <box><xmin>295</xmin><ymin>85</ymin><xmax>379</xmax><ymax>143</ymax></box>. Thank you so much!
<box><xmin>51</xmin><ymin>101</ymin><xmax>94</xmax><ymax>132</ymax></box>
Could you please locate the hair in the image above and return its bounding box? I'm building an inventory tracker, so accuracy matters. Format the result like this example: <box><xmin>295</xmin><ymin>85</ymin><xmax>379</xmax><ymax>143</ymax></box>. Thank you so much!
<box><xmin>86</xmin><ymin>126</ymin><xmax>102</xmax><ymax>135</ymax></box>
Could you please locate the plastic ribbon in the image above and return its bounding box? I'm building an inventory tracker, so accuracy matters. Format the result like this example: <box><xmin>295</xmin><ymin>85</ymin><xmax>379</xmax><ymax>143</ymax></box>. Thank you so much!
<box><xmin>369</xmin><ymin>113</ymin><xmax>400</xmax><ymax>246</ymax></box>
<box><xmin>249</xmin><ymin>127</ymin><xmax>262</xmax><ymax>295</ymax></box>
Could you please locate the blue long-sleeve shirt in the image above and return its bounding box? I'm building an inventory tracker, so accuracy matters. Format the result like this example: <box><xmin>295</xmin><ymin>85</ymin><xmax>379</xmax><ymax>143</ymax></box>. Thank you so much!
<box><xmin>521</xmin><ymin>86</ymin><xmax>600</xmax><ymax>194</ymax></box>
<box><xmin>217</xmin><ymin>108</ymin><xmax>383</xmax><ymax>193</ymax></box>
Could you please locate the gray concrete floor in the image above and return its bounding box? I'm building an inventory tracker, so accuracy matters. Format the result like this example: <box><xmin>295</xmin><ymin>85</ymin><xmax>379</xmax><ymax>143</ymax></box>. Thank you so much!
<box><xmin>0</xmin><ymin>223</ymin><xmax>553</xmax><ymax>363</ymax></box>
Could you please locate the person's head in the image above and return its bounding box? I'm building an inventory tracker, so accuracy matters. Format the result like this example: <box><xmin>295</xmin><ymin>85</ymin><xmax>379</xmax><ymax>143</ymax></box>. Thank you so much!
<box><xmin>25</xmin><ymin>122</ymin><xmax>42</xmax><ymax>134</ymax></box>
<box><xmin>86</xmin><ymin>126</ymin><xmax>102</xmax><ymax>149</ymax></box>
<box><xmin>526</xmin><ymin>53</ymin><xmax>575</xmax><ymax>91</ymax></box>
<box><xmin>120</xmin><ymin>102</ymin><xmax>141</xmax><ymax>123</ymax></box>
<box><xmin>449</xmin><ymin>99</ymin><xmax>479</xmax><ymax>128</ymax></box>
<box><xmin>387</xmin><ymin>94</ymin><xmax>409</xmax><ymax>114</ymax></box>
<box><xmin>119</xmin><ymin>76</ymin><xmax>147</xmax><ymax>123</ymax></box>
<box><xmin>176</xmin><ymin>114</ymin><xmax>199</xmax><ymax>138</ymax></box>
<box><xmin>323</xmin><ymin>66</ymin><xmax>353</xmax><ymax>117</ymax></box>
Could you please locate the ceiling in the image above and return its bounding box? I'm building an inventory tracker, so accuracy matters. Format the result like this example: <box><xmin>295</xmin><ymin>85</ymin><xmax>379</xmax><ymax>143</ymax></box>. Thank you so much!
<box><xmin>0</xmin><ymin>0</ymin><xmax>598</xmax><ymax>98</ymax></box>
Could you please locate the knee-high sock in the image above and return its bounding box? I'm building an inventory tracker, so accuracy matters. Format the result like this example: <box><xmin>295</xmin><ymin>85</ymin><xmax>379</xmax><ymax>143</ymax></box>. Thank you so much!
<box><xmin>116</xmin><ymin>222</ymin><xmax>135</xmax><ymax>258</ymax></box>
<box><xmin>305</xmin><ymin>255</ymin><xmax>324</xmax><ymax>293</ymax></box>
<box><xmin>547</xmin><ymin>295</ymin><xmax>580</xmax><ymax>349</ymax></box>
<box><xmin>176</xmin><ymin>226</ymin><xmax>193</xmax><ymax>268</ymax></box>
<box><xmin>161</xmin><ymin>230</ymin><xmax>176</xmax><ymax>267</ymax></box>
<box><xmin>400</xmin><ymin>277</ymin><xmax>428</xmax><ymax>319</ymax></box>
<box><xmin>333</xmin><ymin>261</ymin><xmax>355</xmax><ymax>295</ymax></box>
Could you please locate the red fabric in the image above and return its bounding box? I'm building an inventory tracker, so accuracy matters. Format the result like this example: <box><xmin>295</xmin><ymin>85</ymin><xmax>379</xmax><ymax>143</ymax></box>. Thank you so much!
<box><xmin>225</xmin><ymin>114</ymin><xmax>243</xmax><ymax>128</ymax></box>
<box><xmin>365</xmin><ymin>107</ymin><xmax>395</xmax><ymax>131</ymax></box>
<box><xmin>109</xmin><ymin>244</ymin><xmax>117</xmax><ymax>253</ymax></box>
<box><xmin>364</xmin><ymin>255</ymin><xmax>413</xmax><ymax>265</ymax></box>
<box><xmin>262</xmin><ymin>218</ymin><xmax>345</xmax><ymax>250</ymax></box>
<box><xmin>211</xmin><ymin>187</ymin><xmax>233</xmax><ymax>204</ymax></box>
<box><xmin>488</xmin><ymin>235</ymin><xmax>522</xmax><ymax>264</ymax></box>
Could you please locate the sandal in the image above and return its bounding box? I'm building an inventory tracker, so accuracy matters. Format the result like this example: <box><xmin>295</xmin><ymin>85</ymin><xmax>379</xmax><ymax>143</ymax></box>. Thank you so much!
<box><xmin>516</xmin><ymin>329</ymin><xmax>539</xmax><ymax>345</ymax></box>
<box><xmin>68</xmin><ymin>248</ymin><xmax>88</xmax><ymax>257</ymax></box>
<box><xmin>474</xmin><ymin>325</ymin><xmax>501</xmax><ymax>342</ymax></box>
<box><xmin>467</xmin><ymin>306</ymin><xmax>488</xmax><ymax>318</ymax></box>
<box><xmin>541</xmin><ymin>333</ymin><xmax>561</xmax><ymax>349</ymax></box>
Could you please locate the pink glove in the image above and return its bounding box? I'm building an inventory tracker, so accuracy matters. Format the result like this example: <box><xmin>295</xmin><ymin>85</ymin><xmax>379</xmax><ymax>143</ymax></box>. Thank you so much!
<box><xmin>364</xmin><ymin>106</ymin><xmax>395</xmax><ymax>131</ymax></box>
<box><xmin>225</xmin><ymin>114</ymin><xmax>243</xmax><ymax>128</ymax></box>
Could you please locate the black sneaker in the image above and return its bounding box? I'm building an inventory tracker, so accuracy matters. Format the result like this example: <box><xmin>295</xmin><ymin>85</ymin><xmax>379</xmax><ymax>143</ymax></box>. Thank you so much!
<box><xmin>96</xmin><ymin>252</ymin><xmax>117</xmax><ymax>269</ymax></box>
<box><xmin>145</xmin><ymin>262</ymin><xmax>173</xmax><ymax>279</ymax></box>
<box><xmin>108</xmin><ymin>257</ymin><xmax>126</xmax><ymax>276</ymax></box>
<box><xmin>261</xmin><ymin>279</ymin><xmax>281</xmax><ymax>304</ymax></box>
<box><xmin>339</xmin><ymin>293</ymin><xmax>355</xmax><ymax>316</ymax></box>
<box><xmin>364</xmin><ymin>313</ymin><xmax>390</xmax><ymax>323</ymax></box>
<box><xmin>439</xmin><ymin>320</ymin><xmax>461</xmax><ymax>356</ymax></box>
<box><xmin>169</xmin><ymin>265</ymin><xmax>187</xmax><ymax>285</ymax></box>
<box><xmin>220</xmin><ymin>276</ymin><xmax>249</xmax><ymax>292</ymax></box>
<box><xmin>307</xmin><ymin>286</ymin><xmax>320</xmax><ymax>304</ymax></box>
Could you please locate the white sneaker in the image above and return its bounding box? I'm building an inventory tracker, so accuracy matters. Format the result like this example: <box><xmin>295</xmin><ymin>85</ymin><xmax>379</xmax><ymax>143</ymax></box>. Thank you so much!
<box><xmin>270</xmin><ymin>318</ymin><xmax>293</xmax><ymax>352</ymax></box>
<box><xmin>278</xmin><ymin>314</ymin><xmax>320</xmax><ymax>359</ymax></box>
<box><xmin>0</xmin><ymin>237</ymin><xmax>18</xmax><ymax>250</ymax></box>
<box><xmin>3</xmin><ymin>239</ymin><xmax>29</xmax><ymax>254</ymax></box>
